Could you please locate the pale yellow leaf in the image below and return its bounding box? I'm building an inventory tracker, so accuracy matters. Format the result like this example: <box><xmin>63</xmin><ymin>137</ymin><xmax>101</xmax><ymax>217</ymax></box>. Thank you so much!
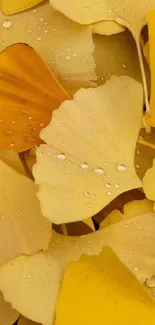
<box><xmin>0</xmin><ymin>291</ymin><xmax>19</xmax><ymax>325</ymax></box>
<box><xmin>0</xmin><ymin>151</ymin><xmax>25</xmax><ymax>175</ymax></box>
<box><xmin>0</xmin><ymin>159</ymin><xmax>51</xmax><ymax>265</ymax></box>
<box><xmin>92</xmin><ymin>20</ymin><xmax>125</xmax><ymax>35</ymax></box>
<box><xmin>0</xmin><ymin>213</ymin><xmax>155</xmax><ymax>324</ymax></box>
<box><xmin>94</xmin><ymin>30</ymin><xmax>148</xmax><ymax>85</ymax></box>
<box><xmin>0</xmin><ymin>1</ymin><xmax>96</xmax><ymax>95</ymax></box>
<box><xmin>0</xmin><ymin>0</ymin><xmax>44</xmax><ymax>15</ymax></box>
<box><xmin>55</xmin><ymin>247</ymin><xmax>155</xmax><ymax>325</ymax></box>
<box><xmin>124</xmin><ymin>199</ymin><xmax>154</xmax><ymax>218</ymax></box>
<box><xmin>33</xmin><ymin>76</ymin><xmax>142</xmax><ymax>224</ymax></box>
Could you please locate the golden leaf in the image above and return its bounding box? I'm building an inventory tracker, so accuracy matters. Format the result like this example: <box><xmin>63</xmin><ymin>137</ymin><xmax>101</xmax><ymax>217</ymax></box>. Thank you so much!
<box><xmin>33</xmin><ymin>76</ymin><xmax>142</xmax><ymax>224</ymax></box>
<box><xmin>0</xmin><ymin>213</ymin><xmax>155</xmax><ymax>324</ymax></box>
<box><xmin>0</xmin><ymin>151</ymin><xmax>25</xmax><ymax>175</ymax></box>
<box><xmin>0</xmin><ymin>1</ymin><xmax>97</xmax><ymax>95</ymax></box>
<box><xmin>0</xmin><ymin>159</ymin><xmax>51</xmax><ymax>265</ymax></box>
<box><xmin>55</xmin><ymin>247</ymin><xmax>155</xmax><ymax>325</ymax></box>
<box><xmin>0</xmin><ymin>43</ymin><xmax>69</xmax><ymax>152</ymax></box>
<box><xmin>0</xmin><ymin>0</ymin><xmax>44</xmax><ymax>15</ymax></box>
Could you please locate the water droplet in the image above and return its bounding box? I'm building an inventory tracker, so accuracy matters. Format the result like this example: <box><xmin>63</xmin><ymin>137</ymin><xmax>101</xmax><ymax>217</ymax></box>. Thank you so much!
<box><xmin>108</xmin><ymin>9</ymin><xmax>112</xmax><ymax>13</ymax></box>
<box><xmin>93</xmin><ymin>168</ymin><xmax>104</xmax><ymax>175</ymax></box>
<box><xmin>57</xmin><ymin>153</ymin><xmax>66</xmax><ymax>160</ymax></box>
<box><xmin>0</xmin><ymin>120</ymin><xmax>2</xmax><ymax>123</ymax></box>
<box><xmin>125</xmin><ymin>224</ymin><xmax>129</xmax><ymax>228</ymax></box>
<box><xmin>72</xmin><ymin>53</ymin><xmax>77</xmax><ymax>57</ymax></box>
<box><xmin>37</xmin><ymin>37</ymin><xmax>42</xmax><ymax>41</ymax></box>
<box><xmin>28</xmin><ymin>29</ymin><xmax>32</xmax><ymax>33</ymax></box>
<box><xmin>82</xmin><ymin>247</ymin><xmax>86</xmax><ymax>251</ymax></box>
<box><xmin>67</xmin><ymin>173</ymin><xmax>70</xmax><ymax>177</ymax></box>
<box><xmin>122</xmin><ymin>63</ymin><xmax>126</xmax><ymax>68</ymax></box>
<box><xmin>40</xmin><ymin>17</ymin><xmax>44</xmax><ymax>22</ymax></box>
<box><xmin>136</xmin><ymin>164</ymin><xmax>140</xmax><ymax>169</ymax></box>
<box><xmin>27</xmin><ymin>273</ymin><xmax>31</xmax><ymax>278</ymax></box>
<box><xmin>100</xmin><ymin>240</ymin><xmax>103</xmax><ymax>244</ymax></box>
<box><xmin>80</xmin><ymin>162</ymin><xmax>88</xmax><ymax>170</ymax></box>
<box><xmin>91</xmin><ymin>194</ymin><xmax>95</xmax><ymax>199</ymax></box>
<box><xmin>1</xmin><ymin>215</ymin><xmax>4</xmax><ymax>219</ymax></box>
<box><xmin>20</xmin><ymin>268</ymin><xmax>23</xmax><ymax>272</ymax></box>
<box><xmin>108</xmin><ymin>191</ymin><xmax>112</xmax><ymax>196</ymax></box>
<box><xmin>32</xmin><ymin>127</ymin><xmax>37</xmax><ymax>131</ymax></box>
<box><xmin>84</xmin><ymin>191</ymin><xmax>90</xmax><ymax>198</ymax></box>
<box><xmin>117</xmin><ymin>164</ymin><xmax>127</xmax><ymax>172</ymax></box>
<box><xmin>4</xmin><ymin>130</ymin><xmax>14</xmax><ymax>136</ymax></box>
<box><xmin>3</xmin><ymin>20</ymin><xmax>12</xmax><ymax>28</ymax></box>
<box><xmin>67</xmin><ymin>48</ymin><xmax>71</xmax><ymax>52</ymax></box>
<box><xmin>44</xmin><ymin>29</ymin><xmax>48</xmax><ymax>33</ymax></box>
<box><xmin>9</xmin><ymin>142</ymin><xmax>14</xmax><ymax>147</ymax></box>
<box><xmin>88</xmin><ymin>240</ymin><xmax>91</xmax><ymax>244</ymax></box>
<box><xmin>133</xmin><ymin>266</ymin><xmax>139</xmax><ymax>272</ymax></box>
<box><xmin>33</xmin><ymin>9</ymin><xmax>37</xmax><ymax>12</ymax></box>
<box><xmin>137</xmin><ymin>149</ymin><xmax>140</xmax><ymax>155</ymax></box>
<box><xmin>11</xmin><ymin>120</ymin><xmax>15</xmax><ymax>124</ymax></box>
<box><xmin>88</xmin><ymin>203</ymin><xmax>92</xmax><ymax>207</ymax></box>
<box><xmin>104</xmin><ymin>183</ymin><xmax>111</xmax><ymax>189</ymax></box>
<box><xmin>74</xmin><ymin>245</ymin><xmax>77</xmax><ymax>249</ymax></box>
<box><xmin>139</xmin><ymin>135</ymin><xmax>144</xmax><ymax>140</ymax></box>
<box><xmin>28</xmin><ymin>116</ymin><xmax>32</xmax><ymax>120</ymax></box>
<box><xmin>114</xmin><ymin>184</ymin><xmax>120</xmax><ymax>188</ymax></box>
<box><xmin>66</xmin><ymin>55</ymin><xmax>71</xmax><ymax>60</ymax></box>
<box><xmin>40</xmin><ymin>123</ymin><xmax>45</xmax><ymax>127</ymax></box>
<box><xmin>146</xmin><ymin>276</ymin><xmax>155</xmax><ymax>288</ymax></box>
<box><xmin>85</xmin><ymin>6</ymin><xmax>89</xmax><ymax>10</ymax></box>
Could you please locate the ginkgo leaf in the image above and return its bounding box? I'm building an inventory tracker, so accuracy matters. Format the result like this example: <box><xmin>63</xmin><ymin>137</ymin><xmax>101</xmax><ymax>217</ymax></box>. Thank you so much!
<box><xmin>0</xmin><ymin>1</ymin><xmax>97</xmax><ymax>95</ymax></box>
<box><xmin>0</xmin><ymin>0</ymin><xmax>44</xmax><ymax>15</ymax></box>
<box><xmin>135</xmin><ymin>128</ymin><xmax>155</xmax><ymax>179</ymax></box>
<box><xmin>55</xmin><ymin>247</ymin><xmax>155</xmax><ymax>325</ymax></box>
<box><xmin>146</xmin><ymin>11</ymin><xmax>155</xmax><ymax>126</ymax></box>
<box><xmin>92</xmin><ymin>20</ymin><xmax>125</xmax><ymax>35</ymax></box>
<box><xmin>33</xmin><ymin>76</ymin><xmax>143</xmax><ymax>224</ymax></box>
<box><xmin>50</xmin><ymin>0</ymin><xmax>154</xmax><ymax>111</ymax></box>
<box><xmin>0</xmin><ymin>291</ymin><xmax>19</xmax><ymax>325</ymax></box>
<box><xmin>18</xmin><ymin>316</ymin><xmax>40</xmax><ymax>325</ymax></box>
<box><xmin>0</xmin><ymin>213</ymin><xmax>155</xmax><ymax>324</ymax></box>
<box><xmin>123</xmin><ymin>199</ymin><xmax>154</xmax><ymax>217</ymax></box>
<box><xmin>0</xmin><ymin>43</ymin><xmax>69</xmax><ymax>152</ymax></box>
<box><xmin>94</xmin><ymin>30</ymin><xmax>149</xmax><ymax>86</ymax></box>
<box><xmin>143</xmin><ymin>158</ymin><xmax>155</xmax><ymax>205</ymax></box>
<box><xmin>0</xmin><ymin>159</ymin><xmax>51</xmax><ymax>265</ymax></box>
<box><xmin>0</xmin><ymin>151</ymin><xmax>25</xmax><ymax>175</ymax></box>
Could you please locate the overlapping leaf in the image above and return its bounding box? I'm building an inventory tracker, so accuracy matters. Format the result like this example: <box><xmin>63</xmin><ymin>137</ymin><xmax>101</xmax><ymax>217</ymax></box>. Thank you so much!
<box><xmin>34</xmin><ymin>76</ymin><xmax>142</xmax><ymax>224</ymax></box>
<box><xmin>0</xmin><ymin>0</ymin><xmax>44</xmax><ymax>15</ymax></box>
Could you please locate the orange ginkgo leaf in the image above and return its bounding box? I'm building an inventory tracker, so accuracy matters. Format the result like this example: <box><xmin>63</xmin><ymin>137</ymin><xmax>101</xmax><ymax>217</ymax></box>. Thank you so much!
<box><xmin>0</xmin><ymin>43</ymin><xmax>70</xmax><ymax>152</ymax></box>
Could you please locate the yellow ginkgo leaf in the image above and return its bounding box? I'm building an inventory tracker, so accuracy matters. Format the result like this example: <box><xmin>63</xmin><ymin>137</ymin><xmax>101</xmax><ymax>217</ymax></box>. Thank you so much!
<box><xmin>92</xmin><ymin>20</ymin><xmax>125</xmax><ymax>35</ymax></box>
<box><xmin>0</xmin><ymin>1</ymin><xmax>97</xmax><ymax>95</ymax></box>
<box><xmin>143</xmin><ymin>158</ymin><xmax>155</xmax><ymax>204</ymax></box>
<box><xmin>0</xmin><ymin>291</ymin><xmax>19</xmax><ymax>325</ymax></box>
<box><xmin>123</xmin><ymin>199</ymin><xmax>154</xmax><ymax>218</ymax></box>
<box><xmin>0</xmin><ymin>0</ymin><xmax>44</xmax><ymax>15</ymax></box>
<box><xmin>0</xmin><ymin>151</ymin><xmax>25</xmax><ymax>175</ymax></box>
<box><xmin>0</xmin><ymin>213</ymin><xmax>155</xmax><ymax>324</ymax></box>
<box><xmin>49</xmin><ymin>0</ymin><xmax>155</xmax><ymax>38</ymax></box>
<box><xmin>18</xmin><ymin>316</ymin><xmax>40</xmax><ymax>325</ymax></box>
<box><xmin>55</xmin><ymin>247</ymin><xmax>155</xmax><ymax>325</ymax></box>
<box><xmin>94</xmin><ymin>30</ymin><xmax>149</xmax><ymax>86</ymax></box>
<box><xmin>0</xmin><ymin>43</ymin><xmax>69</xmax><ymax>152</ymax></box>
<box><xmin>0</xmin><ymin>159</ymin><xmax>51</xmax><ymax>265</ymax></box>
<box><xmin>33</xmin><ymin>76</ymin><xmax>142</xmax><ymax>224</ymax></box>
<box><xmin>146</xmin><ymin>11</ymin><xmax>155</xmax><ymax>126</ymax></box>
<box><xmin>50</xmin><ymin>0</ymin><xmax>154</xmax><ymax>110</ymax></box>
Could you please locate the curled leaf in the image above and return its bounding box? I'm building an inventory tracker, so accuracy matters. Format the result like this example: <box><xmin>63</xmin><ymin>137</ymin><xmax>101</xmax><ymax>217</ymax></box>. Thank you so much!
<box><xmin>0</xmin><ymin>43</ymin><xmax>69</xmax><ymax>152</ymax></box>
<box><xmin>0</xmin><ymin>1</ymin><xmax>97</xmax><ymax>94</ymax></box>
<box><xmin>0</xmin><ymin>151</ymin><xmax>25</xmax><ymax>175</ymax></box>
<box><xmin>0</xmin><ymin>159</ymin><xmax>51</xmax><ymax>265</ymax></box>
<box><xmin>92</xmin><ymin>20</ymin><xmax>125</xmax><ymax>35</ymax></box>
<box><xmin>33</xmin><ymin>76</ymin><xmax>142</xmax><ymax>224</ymax></box>
<box><xmin>55</xmin><ymin>247</ymin><xmax>155</xmax><ymax>325</ymax></box>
